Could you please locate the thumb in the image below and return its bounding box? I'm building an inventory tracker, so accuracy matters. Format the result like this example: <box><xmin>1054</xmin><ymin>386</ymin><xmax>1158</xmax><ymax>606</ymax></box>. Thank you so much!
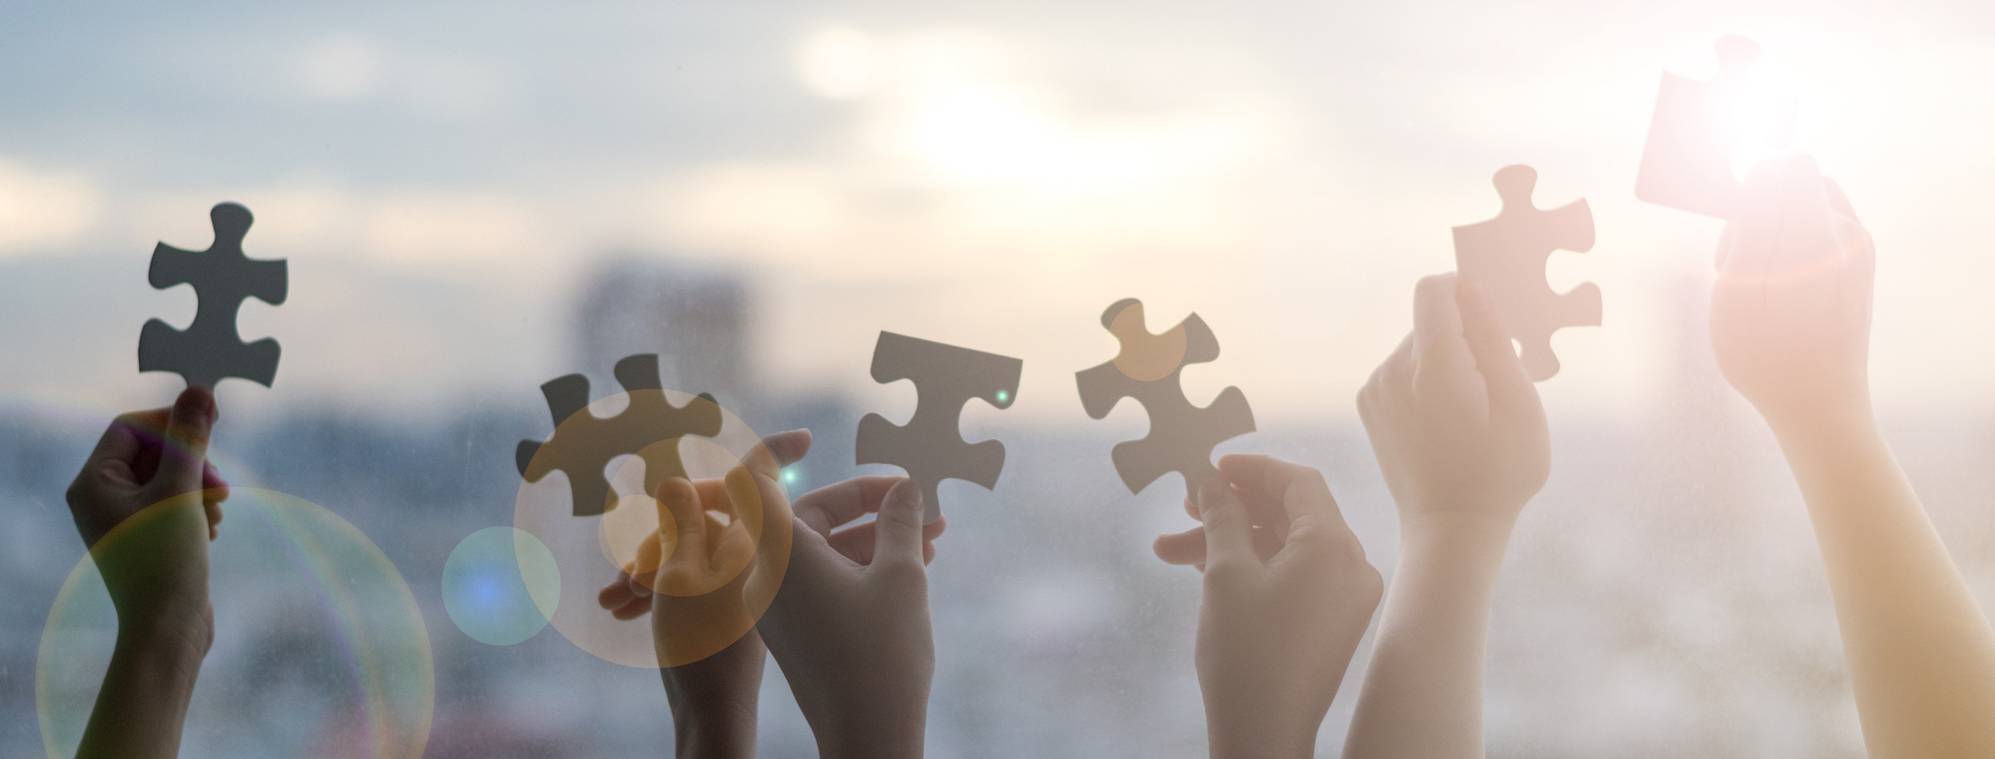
<box><xmin>157</xmin><ymin>386</ymin><xmax>216</xmax><ymax>494</ymax></box>
<box><xmin>870</xmin><ymin>478</ymin><xmax>927</xmax><ymax>570</ymax></box>
<box><xmin>1197</xmin><ymin>478</ymin><xmax>1257</xmax><ymax>574</ymax></box>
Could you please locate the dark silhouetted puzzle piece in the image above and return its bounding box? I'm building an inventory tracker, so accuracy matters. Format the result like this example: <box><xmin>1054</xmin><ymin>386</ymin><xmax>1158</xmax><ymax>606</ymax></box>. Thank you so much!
<box><xmin>138</xmin><ymin>203</ymin><xmax>288</xmax><ymax>389</ymax></box>
<box><xmin>1076</xmin><ymin>298</ymin><xmax>1254</xmax><ymax>495</ymax></box>
<box><xmin>856</xmin><ymin>332</ymin><xmax>1022</xmax><ymax>523</ymax></box>
<box><xmin>1453</xmin><ymin>166</ymin><xmax>1601</xmax><ymax>382</ymax></box>
<box><xmin>517</xmin><ymin>353</ymin><xmax>724</xmax><ymax>517</ymax></box>
<box><xmin>1636</xmin><ymin>36</ymin><xmax>1796</xmax><ymax>219</ymax></box>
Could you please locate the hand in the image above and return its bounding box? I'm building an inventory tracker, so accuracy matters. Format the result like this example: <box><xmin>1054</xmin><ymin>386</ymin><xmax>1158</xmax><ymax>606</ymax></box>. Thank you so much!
<box><xmin>750</xmin><ymin>457</ymin><xmax>937</xmax><ymax>759</ymax></box>
<box><xmin>1709</xmin><ymin>155</ymin><xmax>1875</xmax><ymax>432</ymax></box>
<box><xmin>65</xmin><ymin>387</ymin><xmax>229</xmax><ymax>649</ymax></box>
<box><xmin>595</xmin><ymin>430</ymin><xmax>941</xmax><ymax>759</ymax></box>
<box><xmin>1180</xmin><ymin>456</ymin><xmax>1382</xmax><ymax>758</ymax></box>
<box><xmin>1357</xmin><ymin>273</ymin><xmax>1547</xmax><ymax>530</ymax></box>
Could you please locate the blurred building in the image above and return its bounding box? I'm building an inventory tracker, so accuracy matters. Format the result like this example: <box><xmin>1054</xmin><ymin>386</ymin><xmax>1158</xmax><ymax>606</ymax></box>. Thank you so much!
<box><xmin>571</xmin><ymin>255</ymin><xmax>754</xmax><ymax>409</ymax></box>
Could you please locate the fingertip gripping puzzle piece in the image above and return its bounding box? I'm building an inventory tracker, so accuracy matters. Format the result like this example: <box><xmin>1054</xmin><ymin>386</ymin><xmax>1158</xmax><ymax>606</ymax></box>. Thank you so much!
<box><xmin>1452</xmin><ymin>166</ymin><xmax>1601</xmax><ymax>382</ymax></box>
<box><xmin>138</xmin><ymin>202</ymin><xmax>288</xmax><ymax>389</ymax></box>
<box><xmin>855</xmin><ymin>332</ymin><xmax>1023</xmax><ymax>523</ymax></box>
<box><xmin>1636</xmin><ymin>36</ymin><xmax>1796</xmax><ymax>219</ymax></box>
<box><xmin>1076</xmin><ymin>299</ymin><xmax>1254</xmax><ymax>495</ymax></box>
<box><xmin>517</xmin><ymin>353</ymin><xmax>724</xmax><ymax>517</ymax></box>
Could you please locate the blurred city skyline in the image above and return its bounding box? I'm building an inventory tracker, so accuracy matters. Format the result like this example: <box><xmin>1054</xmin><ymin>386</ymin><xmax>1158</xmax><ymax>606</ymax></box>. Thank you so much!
<box><xmin>3</xmin><ymin>2</ymin><xmax>1993</xmax><ymax>428</ymax></box>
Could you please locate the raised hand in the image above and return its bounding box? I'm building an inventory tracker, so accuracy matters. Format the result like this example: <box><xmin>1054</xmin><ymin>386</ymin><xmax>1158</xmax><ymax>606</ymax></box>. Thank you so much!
<box><xmin>1709</xmin><ymin>155</ymin><xmax>1876</xmax><ymax>430</ymax></box>
<box><xmin>1182</xmin><ymin>455</ymin><xmax>1382</xmax><ymax>759</ymax></box>
<box><xmin>594</xmin><ymin>430</ymin><xmax>940</xmax><ymax>758</ymax></box>
<box><xmin>1709</xmin><ymin>157</ymin><xmax>1995</xmax><ymax>757</ymax></box>
<box><xmin>65</xmin><ymin>387</ymin><xmax>229</xmax><ymax>758</ymax></box>
<box><xmin>1343</xmin><ymin>273</ymin><xmax>1547</xmax><ymax>758</ymax></box>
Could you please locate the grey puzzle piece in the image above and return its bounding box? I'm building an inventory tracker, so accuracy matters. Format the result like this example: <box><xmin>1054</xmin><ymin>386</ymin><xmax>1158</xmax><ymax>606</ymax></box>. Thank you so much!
<box><xmin>1453</xmin><ymin>165</ymin><xmax>1601</xmax><ymax>382</ymax></box>
<box><xmin>856</xmin><ymin>332</ymin><xmax>1022</xmax><ymax>523</ymax></box>
<box><xmin>1076</xmin><ymin>299</ymin><xmax>1254</xmax><ymax>495</ymax></box>
<box><xmin>517</xmin><ymin>353</ymin><xmax>724</xmax><ymax>517</ymax></box>
<box><xmin>138</xmin><ymin>203</ymin><xmax>288</xmax><ymax>389</ymax></box>
<box><xmin>1636</xmin><ymin>36</ymin><xmax>1796</xmax><ymax>219</ymax></box>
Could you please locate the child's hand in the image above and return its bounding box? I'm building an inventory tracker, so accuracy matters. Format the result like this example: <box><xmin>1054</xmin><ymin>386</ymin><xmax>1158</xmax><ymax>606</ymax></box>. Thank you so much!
<box><xmin>1709</xmin><ymin>155</ymin><xmax>1875</xmax><ymax>432</ymax></box>
<box><xmin>1188</xmin><ymin>455</ymin><xmax>1382</xmax><ymax>758</ymax></box>
<box><xmin>754</xmin><ymin>465</ymin><xmax>936</xmax><ymax>759</ymax></box>
<box><xmin>1357</xmin><ymin>273</ymin><xmax>1548</xmax><ymax>530</ymax></box>
<box><xmin>594</xmin><ymin>430</ymin><xmax>940</xmax><ymax>758</ymax></box>
<box><xmin>65</xmin><ymin>387</ymin><xmax>229</xmax><ymax>649</ymax></box>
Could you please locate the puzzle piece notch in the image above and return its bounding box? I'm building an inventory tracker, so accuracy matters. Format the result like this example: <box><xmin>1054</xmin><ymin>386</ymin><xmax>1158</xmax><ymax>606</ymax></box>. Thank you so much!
<box><xmin>855</xmin><ymin>332</ymin><xmax>1022</xmax><ymax>523</ymax></box>
<box><xmin>1453</xmin><ymin>165</ymin><xmax>1600</xmax><ymax>382</ymax></box>
<box><xmin>1635</xmin><ymin>36</ymin><xmax>1796</xmax><ymax>219</ymax></box>
<box><xmin>1077</xmin><ymin>299</ymin><xmax>1255</xmax><ymax>494</ymax></box>
<box><xmin>137</xmin><ymin>202</ymin><xmax>289</xmax><ymax>389</ymax></box>
<box><xmin>516</xmin><ymin>353</ymin><xmax>725</xmax><ymax>517</ymax></box>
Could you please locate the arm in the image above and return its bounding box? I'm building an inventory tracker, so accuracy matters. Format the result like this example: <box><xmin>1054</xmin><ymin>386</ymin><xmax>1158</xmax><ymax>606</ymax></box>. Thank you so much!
<box><xmin>66</xmin><ymin>388</ymin><xmax>228</xmax><ymax>759</ymax></box>
<box><xmin>1343</xmin><ymin>274</ymin><xmax>1549</xmax><ymax>758</ymax></box>
<box><xmin>1711</xmin><ymin>156</ymin><xmax>1995</xmax><ymax>756</ymax></box>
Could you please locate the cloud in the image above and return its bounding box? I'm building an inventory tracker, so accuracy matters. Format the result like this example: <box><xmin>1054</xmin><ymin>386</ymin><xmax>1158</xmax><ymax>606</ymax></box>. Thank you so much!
<box><xmin>0</xmin><ymin>160</ymin><xmax>102</xmax><ymax>254</ymax></box>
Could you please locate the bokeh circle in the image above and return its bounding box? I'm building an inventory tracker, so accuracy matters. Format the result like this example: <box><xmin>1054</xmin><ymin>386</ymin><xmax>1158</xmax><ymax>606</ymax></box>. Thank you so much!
<box><xmin>441</xmin><ymin>526</ymin><xmax>560</xmax><ymax>646</ymax></box>
<box><xmin>37</xmin><ymin>488</ymin><xmax>433</xmax><ymax>758</ymax></box>
<box><xmin>513</xmin><ymin>389</ymin><xmax>792</xmax><ymax>669</ymax></box>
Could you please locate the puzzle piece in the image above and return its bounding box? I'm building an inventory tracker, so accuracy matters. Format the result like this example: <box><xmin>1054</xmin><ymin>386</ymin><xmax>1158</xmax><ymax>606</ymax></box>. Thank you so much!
<box><xmin>856</xmin><ymin>332</ymin><xmax>1022</xmax><ymax>523</ymax></box>
<box><xmin>1636</xmin><ymin>36</ymin><xmax>1796</xmax><ymax>219</ymax></box>
<box><xmin>1076</xmin><ymin>299</ymin><xmax>1254</xmax><ymax>495</ymax></box>
<box><xmin>517</xmin><ymin>353</ymin><xmax>724</xmax><ymax>517</ymax></box>
<box><xmin>138</xmin><ymin>202</ymin><xmax>288</xmax><ymax>389</ymax></box>
<box><xmin>1452</xmin><ymin>166</ymin><xmax>1601</xmax><ymax>382</ymax></box>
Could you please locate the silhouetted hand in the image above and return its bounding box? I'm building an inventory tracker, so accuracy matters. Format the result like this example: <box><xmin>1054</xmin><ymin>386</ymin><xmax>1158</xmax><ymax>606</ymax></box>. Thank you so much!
<box><xmin>65</xmin><ymin>387</ymin><xmax>229</xmax><ymax>759</ymax></box>
<box><xmin>1709</xmin><ymin>155</ymin><xmax>1875</xmax><ymax>432</ymax></box>
<box><xmin>1186</xmin><ymin>455</ymin><xmax>1382</xmax><ymax>759</ymax></box>
<box><xmin>1342</xmin><ymin>273</ymin><xmax>1546</xmax><ymax>758</ymax></box>
<box><xmin>595</xmin><ymin>430</ymin><xmax>940</xmax><ymax>759</ymax></box>
<box><xmin>751</xmin><ymin>456</ymin><xmax>936</xmax><ymax>759</ymax></box>
<box><xmin>66</xmin><ymin>386</ymin><xmax>229</xmax><ymax>650</ymax></box>
<box><xmin>1357</xmin><ymin>273</ymin><xmax>1548</xmax><ymax>529</ymax></box>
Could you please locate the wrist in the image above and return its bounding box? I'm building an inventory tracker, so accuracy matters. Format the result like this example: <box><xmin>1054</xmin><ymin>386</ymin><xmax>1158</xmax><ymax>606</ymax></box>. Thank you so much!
<box><xmin>116</xmin><ymin>602</ymin><xmax>212</xmax><ymax>660</ymax></box>
<box><xmin>817</xmin><ymin>714</ymin><xmax>925</xmax><ymax>759</ymax></box>
<box><xmin>1400</xmin><ymin>511</ymin><xmax>1516</xmax><ymax>556</ymax></box>
<box><xmin>1207</xmin><ymin>717</ymin><xmax>1317</xmax><ymax>759</ymax></box>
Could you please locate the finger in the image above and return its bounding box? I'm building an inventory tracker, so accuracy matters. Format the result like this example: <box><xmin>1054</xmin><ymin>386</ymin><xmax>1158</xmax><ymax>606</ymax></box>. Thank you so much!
<box><xmin>1195</xmin><ymin>457</ymin><xmax>1292</xmax><ymax>539</ymax></box>
<box><xmin>828</xmin><ymin>515</ymin><xmax>945</xmax><ymax>565</ymax></box>
<box><xmin>612</xmin><ymin>596</ymin><xmax>652</xmax><ymax>621</ymax></box>
<box><xmin>658</xmin><ymin>478</ymin><xmax>707</xmax><ymax>572</ymax></box>
<box><xmin>869</xmin><ymin>478</ymin><xmax>927</xmax><ymax>570</ymax></box>
<box><xmin>743</xmin><ymin>429</ymin><xmax>812</xmax><ymax>484</ymax></box>
<box><xmin>84</xmin><ymin>408</ymin><xmax>168</xmax><ymax>471</ymax></box>
<box><xmin>1218</xmin><ymin>455</ymin><xmax>1348</xmax><ymax>531</ymax></box>
<box><xmin>1412</xmin><ymin>274</ymin><xmax>1471</xmax><ymax>369</ymax></box>
<box><xmin>1458</xmin><ymin>281</ymin><xmax>1537</xmax><ymax>411</ymax></box>
<box><xmin>1378</xmin><ymin>331</ymin><xmax>1416</xmax><ymax>395</ymax></box>
<box><xmin>794</xmin><ymin>475</ymin><xmax>904</xmax><ymax>537</ymax></box>
<box><xmin>1155</xmin><ymin>523</ymin><xmax>1282</xmax><ymax>566</ymax></box>
<box><xmin>1197</xmin><ymin>478</ymin><xmax>1258</xmax><ymax>573</ymax></box>
<box><xmin>600</xmin><ymin>573</ymin><xmax>637</xmax><ymax>609</ymax></box>
<box><xmin>156</xmin><ymin>387</ymin><xmax>216</xmax><ymax>494</ymax></box>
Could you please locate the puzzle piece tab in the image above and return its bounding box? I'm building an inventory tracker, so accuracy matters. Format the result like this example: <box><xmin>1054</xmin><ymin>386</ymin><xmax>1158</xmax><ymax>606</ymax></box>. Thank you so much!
<box><xmin>1636</xmin><ymin>36</ymin><xmax>1796</xmax><ymax>219</ymax></box>
<box><xmin>856</xmin><ymin>332</ymin><xmax>1022</xmax><ymax>523</ymax></box>
<box><xmin>1076</xmin><ymin>299</ymin><xmax>1254</xmax><ymax>495</ymax></box>
<box><xmin>517</xmin><ymin>353</ymin><xmax>724</xmax><ymax>517</ymax></box>
<box><xmin>138</xmin><ymin>202</ymin><xmax>288</xmax><ymax>389</ymax></box>
<box><xmin>1453</xmin><ymin>166</ymin><xmax>1601</xmax><ymax>382</ymax></box>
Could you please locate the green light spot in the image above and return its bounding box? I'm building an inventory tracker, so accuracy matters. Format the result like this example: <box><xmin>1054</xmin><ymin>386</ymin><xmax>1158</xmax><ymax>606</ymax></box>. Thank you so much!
<box><xmin>781</xmin><ymin>468</ymin><xmax>799</xmax><ymax>486</ymax></box>
<box><xmin>996</xmin><ymin>389</ymin><xmax>1012</xmax><ymax>405</ymax></box>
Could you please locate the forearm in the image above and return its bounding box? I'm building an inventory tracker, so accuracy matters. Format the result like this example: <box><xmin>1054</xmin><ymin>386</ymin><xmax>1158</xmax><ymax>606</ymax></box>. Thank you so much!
<box><xmin>667</xmin><ymin>695</ymin><xmax>756</xmax><ymax>759</ymax></box>
<box><xmin>1344</xmin><ymin>514</ymin><xmax>1512</xmax><ymax>759</ymax></box>
<box><xmin>1773</xmin><ymin>411</ymin><xmax>1995</xmax><ymax>756</ymax></box>
<box><xmin>76</xmin><ymin>624</ymin><xmax>206</xmax><ymax>759</ymax></box>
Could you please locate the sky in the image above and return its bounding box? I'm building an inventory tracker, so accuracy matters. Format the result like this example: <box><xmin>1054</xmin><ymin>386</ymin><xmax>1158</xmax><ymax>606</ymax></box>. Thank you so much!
<box><xmin>2</xmin><ymin>0</ymin><xmax>1992</xmax><ymax>425</ymax></box>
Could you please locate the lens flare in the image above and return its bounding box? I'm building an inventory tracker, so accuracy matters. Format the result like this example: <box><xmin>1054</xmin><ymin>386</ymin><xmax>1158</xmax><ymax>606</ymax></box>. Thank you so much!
<box><xmin>37</xmin><ymin>488</ymin><xmax>433</xmax><ymax>758</ymax></box>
